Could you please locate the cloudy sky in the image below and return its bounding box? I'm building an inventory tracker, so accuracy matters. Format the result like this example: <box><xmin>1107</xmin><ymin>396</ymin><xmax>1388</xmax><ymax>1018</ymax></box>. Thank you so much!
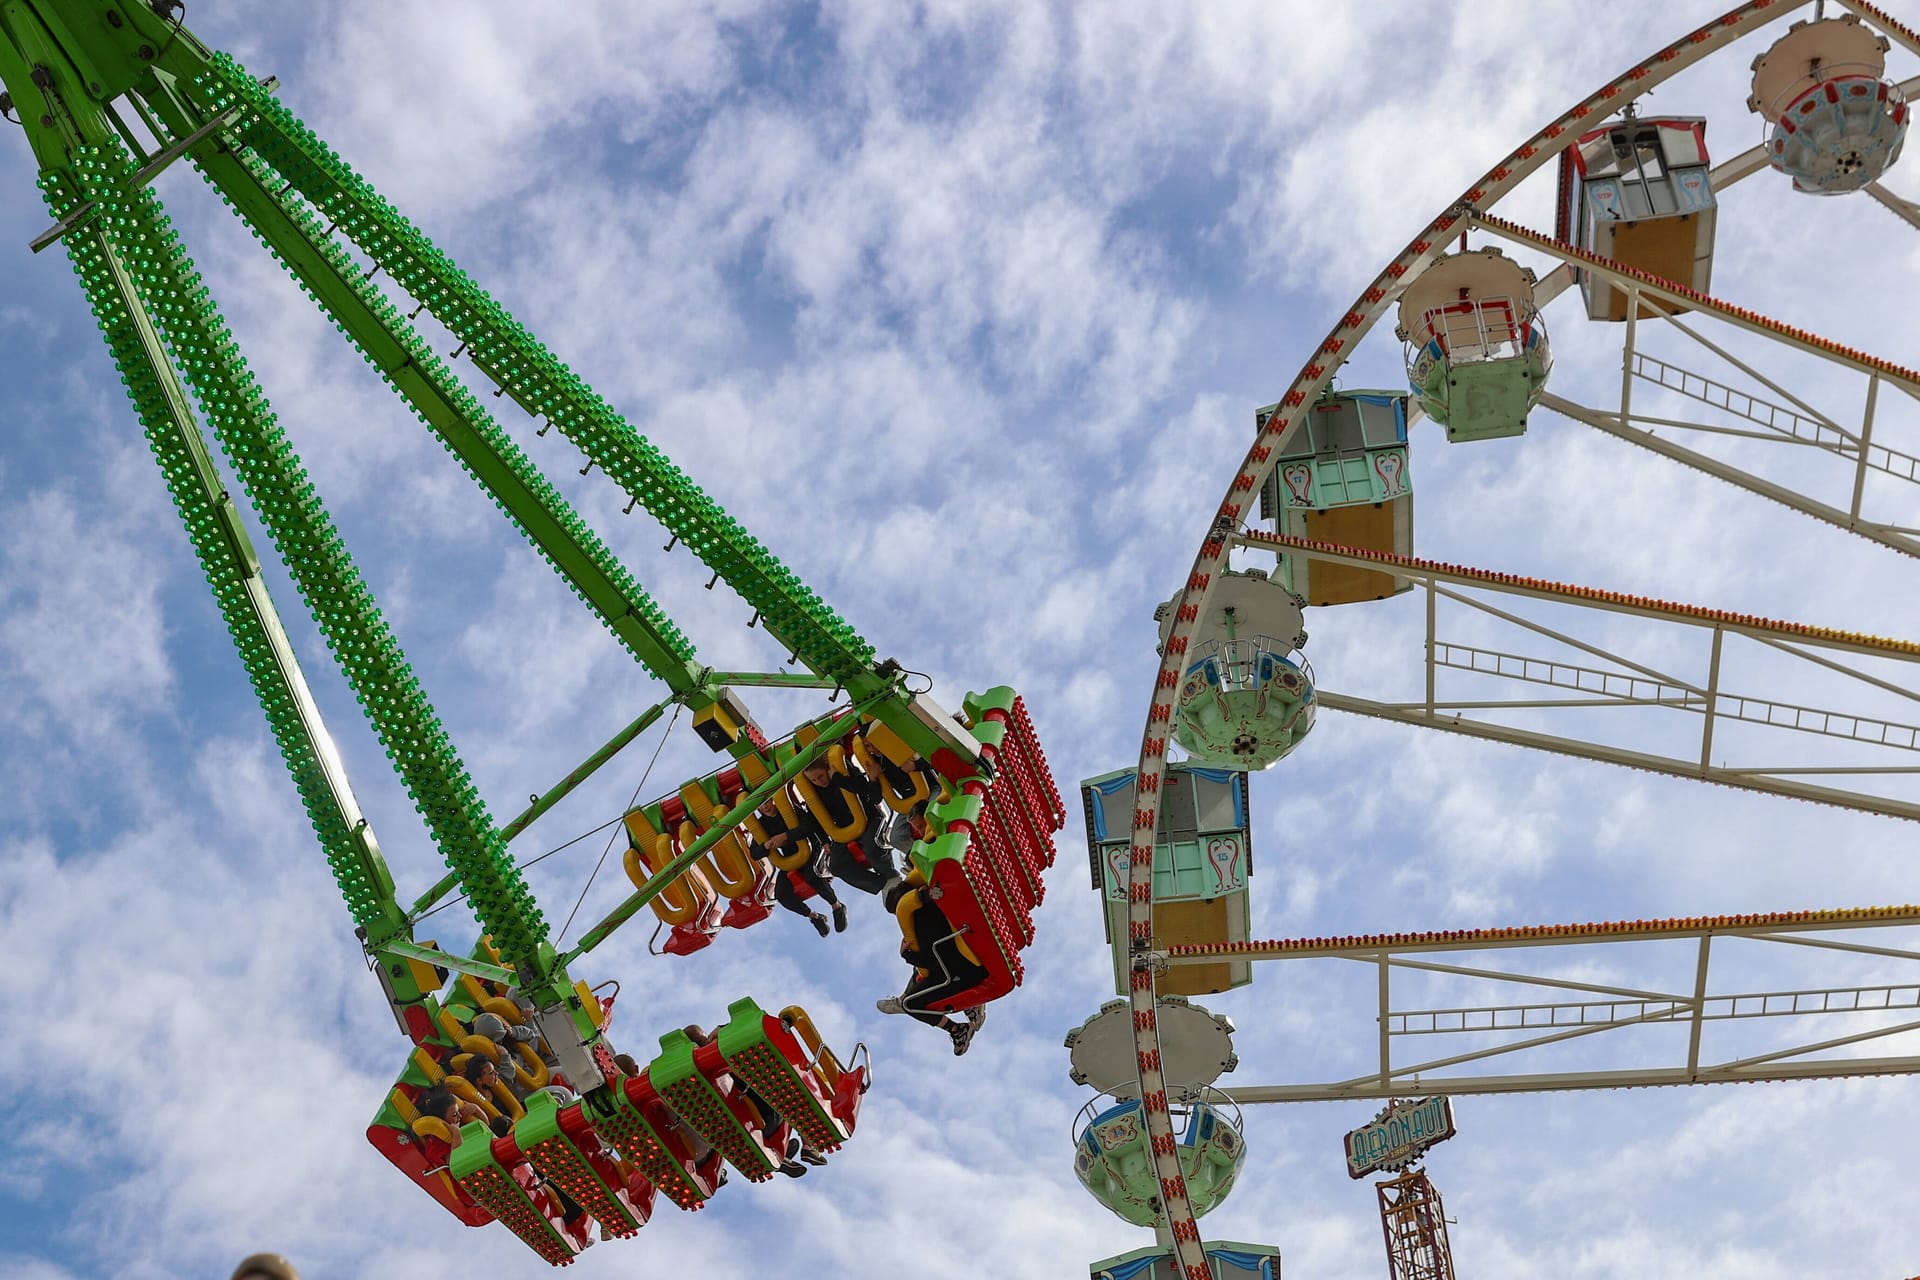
<box><xmin>4</xmin><ymin>2</ymin><xmax>1919</xmax><ymax>1278</ymax></box>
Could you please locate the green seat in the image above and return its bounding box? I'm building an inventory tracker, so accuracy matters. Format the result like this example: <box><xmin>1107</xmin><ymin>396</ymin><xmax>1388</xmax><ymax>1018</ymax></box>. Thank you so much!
<box><xmin>716</xmin><ymin>997</ymin><xmax>848</xmax><ymax>1153</ymax></box>
<box><xmin>450</xmin><ymin>1119</ymin><xmax>577</xmax><ymax>1264</ymax></box>
<box><xmin>652</xmin><ymin>1028</ymin><xmax>778</xmax><ymax>1180</ymax></box>
<box><xmin>588</xmin><ymin>1073</ymin><xmax>715</xmax><ymax>1211</ymax></box>
<box><xmin>515</xmin><ymin>1089</ymin><xmax>646</xmax><ymax>1240</ymax></box>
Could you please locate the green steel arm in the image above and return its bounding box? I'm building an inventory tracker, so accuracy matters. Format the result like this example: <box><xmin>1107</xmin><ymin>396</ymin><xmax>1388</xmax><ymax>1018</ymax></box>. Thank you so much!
<box><xmin>406</xmin><ymin>693</ymin><xmax>676</xmax><ymax>921</ymax></box>
<box><xmin>2</xmin><ymin>8</ymin><xmax>427</xmax><ymax>966</ymax></box>
<box><xmin>379</xmin><ymin>939</ymin><xmax>515</xmax><ymax>988</ymax></box>
<box><xmin>704</xmin><ymin>670</ymin><xmax>844</xmax><ymax>691</ymax></box>
<box><xmin>124</xmin><ymin>92</ymin><xmax>709</xmax><ymax>698</ymax></box>
<box><xmin>60</xmin><ymin>135</ymin><xmax>553</xmax><ymax>979</ymax></box>
<box><xmin>183</xmin><ymin>59</ymin><xmax>974</xmax><ymax>766</ymax></box>
<box><xmin>42</xmin><ymin>165</ymin><xmax>422</xmax><ymax>968</ymax></box>
<box><xmin>182</xmin><ymin>60</ymin><xmax>883</xmax><ymax>691</ymax></box>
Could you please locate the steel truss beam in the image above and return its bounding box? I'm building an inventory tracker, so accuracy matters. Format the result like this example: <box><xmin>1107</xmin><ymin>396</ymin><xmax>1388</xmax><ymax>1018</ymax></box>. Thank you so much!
<box><xmin>1247</xmin><ymin>532</ymin><xmax>1920</xmax><ymax>820</ymax></box>
<box><xmin>1164</xmin><ymin>906</ymin><xmax>1920</xmax><ymax>1103</ymax></box>
<box><xmin>1473</xmin><ymin>214</ymin><xmax>1920</xmax><ymax>559</ymax></box>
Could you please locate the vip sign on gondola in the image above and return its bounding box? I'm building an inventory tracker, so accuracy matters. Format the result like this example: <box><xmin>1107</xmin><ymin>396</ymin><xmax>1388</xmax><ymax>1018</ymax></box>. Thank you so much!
<box><xmin>1344</xmin><ymin>1096</ymin><xmax>1457</xmax><ymax>1179</ymax></box>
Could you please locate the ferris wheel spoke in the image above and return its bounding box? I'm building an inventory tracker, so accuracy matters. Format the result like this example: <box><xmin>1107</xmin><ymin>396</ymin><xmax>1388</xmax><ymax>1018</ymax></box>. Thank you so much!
<box><xmin>1170</xmin><ymin>906</ymin><xmax>1920</xmax><ymax>1102</ymax></box>
<box><xmin>1473</xmin><ymin>213</ymin><xmax>1920</xmax><ymax>396</ymax></box>
<box><xmin>1539</xmin><ymin>392</ymin><xmax>1920</xmax><ymax>559</ymax></box>
<box><xmin>1841</xmin><ymin>0</ymin><xmax>1920</xmax><ymax>60</ymax></box>
<box><xmin>1249</xmin><ymin>533</ymin><xmax>1920</xmax><ymax>820</ymax></box>
<box><xmin>1512</xmin><ymin>223</ymin><xmax>1920</xmax><ymax>554</ymax></box>
<box><xmin>1865</xmin><ymin>179</ymin><xmax>1920</xmax><ymax>229</ymax></box>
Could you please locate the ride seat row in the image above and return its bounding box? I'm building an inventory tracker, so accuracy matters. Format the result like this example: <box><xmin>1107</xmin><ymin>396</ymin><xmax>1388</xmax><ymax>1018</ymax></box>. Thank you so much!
<box><xmin>371</xmin><ymin>990</ymin><xmax>867</xmax><ymax>1266</ymax></box>
<box><xmin>907</xmin><ymin>690</ymin><xmax>1066</xmax><ymax>1010</ymax></box>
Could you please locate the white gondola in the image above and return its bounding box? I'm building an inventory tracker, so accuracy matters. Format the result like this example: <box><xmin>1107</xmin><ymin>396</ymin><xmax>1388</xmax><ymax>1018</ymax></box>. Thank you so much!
<box><xmin>1749</xmin><ymin>13</ymin><xmax>1909</xmax><ymax>194</ymax></box>
<box><xmin>1395</xmin><ymin>248</ymin><xmax>1551</xmax><ymax>442</ymax></box>
<box><xmin>1558</xmin><ymin>114</ymin><xmax>1717</xmax><ymax>320</ymax></box>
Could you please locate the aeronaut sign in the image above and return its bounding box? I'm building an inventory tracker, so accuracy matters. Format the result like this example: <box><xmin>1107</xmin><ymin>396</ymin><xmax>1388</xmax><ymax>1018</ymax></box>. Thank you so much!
<box><xmin>1343</xmin><ymin>1095</ymin><xmax>1457</xmax><ymax>1178</ymax></box>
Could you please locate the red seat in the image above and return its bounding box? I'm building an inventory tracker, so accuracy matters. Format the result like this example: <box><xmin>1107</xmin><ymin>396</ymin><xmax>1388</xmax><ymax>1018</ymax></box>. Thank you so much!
<box><xmin>662</xmin><ymin>895</ymin><xmax>725</xmax><ymax>954</ymax></box>
<box><xmin>831</xmin><ymin>1066</ymin><xmax>868</xmax><ymax>1132</ymax></box>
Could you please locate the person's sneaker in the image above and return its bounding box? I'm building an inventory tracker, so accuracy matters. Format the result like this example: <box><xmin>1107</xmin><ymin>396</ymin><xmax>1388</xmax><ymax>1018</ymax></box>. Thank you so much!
<box><xmin>800</xmin><ymin>1145</ymin><xmax>829</xmax><ymax>1167</ymax></box>
<box><xmin>966</xmin><ymin>1004</ymin><xmax>987</xmax><ymax>1031</ymax></box>
<box><xmin>831</xmin><ymin>901</ymin><xmax>849</xmax><ymax>932</ymax></box>
<box><xmin>875</xmin><ymin>996</ymin><xmax>906</xmax><ymax>1015</ymax></box>
<box><xmin>809</xmin><ymin>911</ymin><xmax>830</xmax><ymax>938</ymax></box>
<box><xmin>777</xmin><ymin>1158</ymin><xmax>809</xmax><ymax>1178</ymax></box>
<box><xmin>948</xmin><ymin>1019</ymin><xmax>977</xmax><ymax>1056</ymax></box>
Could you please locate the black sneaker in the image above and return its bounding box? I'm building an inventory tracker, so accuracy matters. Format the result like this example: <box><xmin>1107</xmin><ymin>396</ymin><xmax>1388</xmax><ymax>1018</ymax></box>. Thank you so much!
<box><xmin>809</xmin><ymin>912</ymin><xmax>830</xmax><ymax>937</ymax></box>
<box><xmin>831</xmin><ymin>901</ymin><xmax>849</xmax><ymax>932</ymax></box>
<box><xmin>948</xmin><ymin>1019</ymin><xmax>976</xmax><ymax>1056</ymax></box>
<box><xmin>800</xmin><ymin>1146</ymin><xmax>829</xmax><ymax>1167</ymax></box>
<box><xmin>776</xmin><ymin>1130</ymin><xmax>807</xmax><ymax>1176</ymax></box>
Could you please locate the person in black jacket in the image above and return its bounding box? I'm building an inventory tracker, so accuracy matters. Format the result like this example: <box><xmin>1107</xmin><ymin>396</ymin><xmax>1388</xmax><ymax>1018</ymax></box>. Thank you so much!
<box><xmin>797</xmin><ymin>758</ymin><xmax>900</xmax><ymax>896</ymax></box>
<box><xmin>748</xmin><ymin>794</ymin><xmax>848</xmax><ymax>936</ymax></box>
<box><xmin>875</xmin><ymin>875</ymin><xmax>988</xmax><ymax>1055</ymax></box>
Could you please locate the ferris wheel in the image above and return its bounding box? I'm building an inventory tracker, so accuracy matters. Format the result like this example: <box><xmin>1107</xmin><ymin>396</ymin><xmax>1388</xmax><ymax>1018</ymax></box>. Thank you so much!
<box><xmin>1075</xmin><ymin>3</ymin><xmax>1920</xmax><ymax>1277</ymax></box>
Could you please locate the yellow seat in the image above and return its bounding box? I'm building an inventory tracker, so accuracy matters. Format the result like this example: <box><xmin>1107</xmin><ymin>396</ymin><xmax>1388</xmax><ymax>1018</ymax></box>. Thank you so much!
<box><xmin>623</xmin><ymin>808</ymin><xmax>717</xmax><ymax>925</ymax></box>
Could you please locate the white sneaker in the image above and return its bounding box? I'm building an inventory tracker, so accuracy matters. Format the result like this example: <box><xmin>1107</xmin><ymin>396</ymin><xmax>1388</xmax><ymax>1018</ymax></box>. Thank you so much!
<box><xmin>875</xmin><ymin>996</ymin><xmax>906</xmax><ymax>1015</ymax></box>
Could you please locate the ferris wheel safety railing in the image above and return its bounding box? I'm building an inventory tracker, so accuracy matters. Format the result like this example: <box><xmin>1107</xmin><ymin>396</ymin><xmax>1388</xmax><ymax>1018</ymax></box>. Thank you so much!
<box><xmin>1166</xmin><ymin>904</ymin><xmax>1920</xmax><ymax>1103</ymax></box>
<box><xmin>1512</xmin><ymin>158</ymin><xmax>1920</xmax><ymax>558</ymax></box>
<box><xmin>1405</xmin><ymin>294</ymin><xmax>1544</xmax><ymax>371</ymax></box>
<box><xmin>1471</xmin><ymin>211</ymin><xmax>1920</xmax><ymax>396</ymax></box>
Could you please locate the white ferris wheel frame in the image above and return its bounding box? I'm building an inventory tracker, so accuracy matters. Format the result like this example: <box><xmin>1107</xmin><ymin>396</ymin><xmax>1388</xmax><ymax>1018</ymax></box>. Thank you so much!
<box><xmin>1120</xmin><ymin>2</ymin><xmax>1920</xmax><ymax>1273</ymax></box>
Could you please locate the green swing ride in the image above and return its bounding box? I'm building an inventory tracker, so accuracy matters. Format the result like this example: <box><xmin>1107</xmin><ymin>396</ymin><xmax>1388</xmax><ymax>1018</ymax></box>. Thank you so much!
<box><xmin>0</xmin><ymin>1</ymin><xmax>1064</xmax><ymax>1262</ymax></box>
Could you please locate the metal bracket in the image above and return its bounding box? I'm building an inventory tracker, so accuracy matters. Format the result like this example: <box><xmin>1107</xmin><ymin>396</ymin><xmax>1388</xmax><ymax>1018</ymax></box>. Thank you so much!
<box><xmin>379</xmin><ymin>938</ymin><xmax>514</xmax><ymax>986</ymax></box>
<box><xmin>29</xmin><ymin>76</ymin><xmax>279</xmax><ymax>254</ymax></box>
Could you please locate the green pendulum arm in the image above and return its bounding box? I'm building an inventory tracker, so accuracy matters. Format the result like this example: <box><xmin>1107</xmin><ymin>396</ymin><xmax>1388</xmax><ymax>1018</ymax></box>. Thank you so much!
<box><xmin>55</xmin><ymin>135</ymin><xmax>550</xmax><ymax>976</ymax></box>
<box><xmin>2</xmin><ymin>6</ymin><xmax>416</xmax><ymax>985</ymax></box>
<box><xmin>41</xmin><ymin>166</ymin><xmax>427</xmax><ymax>980</ymax></box>
<box><xmin>128</xmin><ymin>77</ymin><xmax>709</xmax><ymax>698</ymax></box>
<box><xmin>177</xmin><ymin>59</ymin><xmax>890</xmax><ymax>696</ymax></box>
<box><xmin>169</xmin><ymin>54</ymin><xmax>977</xmax><ymax>766</ymax></box>
<box><xmin>1</xmin><ymin>1</ymin><xmax>978</xmax><ymax>1034</ymax></box>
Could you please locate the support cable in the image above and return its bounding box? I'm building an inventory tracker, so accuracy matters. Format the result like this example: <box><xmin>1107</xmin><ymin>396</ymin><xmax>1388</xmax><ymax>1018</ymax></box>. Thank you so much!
<box><xmin>560</xmin><ymin>704</ymin><xmax>682</xmax><ymax>946</ymax></box>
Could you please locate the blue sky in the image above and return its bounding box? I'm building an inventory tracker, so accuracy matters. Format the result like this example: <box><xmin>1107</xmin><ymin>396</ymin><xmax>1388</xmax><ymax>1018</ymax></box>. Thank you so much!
<box><xmin>4</xmin><ymin>3</ymin><xmax>1920</xmax><ymax>1278</ymax></box>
